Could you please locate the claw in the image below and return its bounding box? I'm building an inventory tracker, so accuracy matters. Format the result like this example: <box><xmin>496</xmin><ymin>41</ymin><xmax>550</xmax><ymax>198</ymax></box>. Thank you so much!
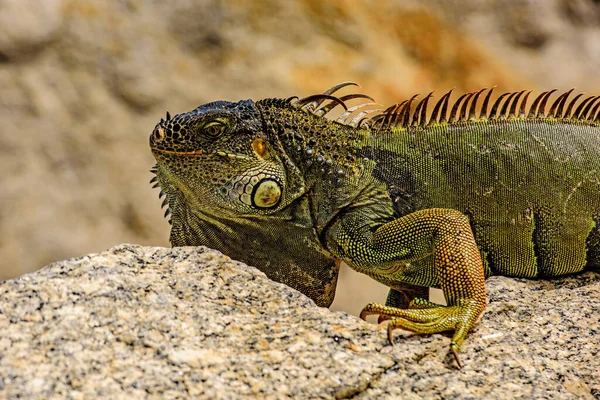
<box><xmin>361</xmin><ymin>298</ymin><xmax>483</xmax><ymax>369</ymax></box>
<box><xmin>387</xmin><ymin>324</ymin><xmax>396</xmax><ymax>345</ymax></box>
<box><xmin>451</xmin><ymin>344</ymin><xmax>462</xmax><ymax>369</ymax></box>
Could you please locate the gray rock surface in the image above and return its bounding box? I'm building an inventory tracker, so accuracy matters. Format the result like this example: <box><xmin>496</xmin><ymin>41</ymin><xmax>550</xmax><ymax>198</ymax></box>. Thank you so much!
<box><xmin>1</xmin><ymin>245</ymin><xmax>598</xmax><ymax>399</ymax></box>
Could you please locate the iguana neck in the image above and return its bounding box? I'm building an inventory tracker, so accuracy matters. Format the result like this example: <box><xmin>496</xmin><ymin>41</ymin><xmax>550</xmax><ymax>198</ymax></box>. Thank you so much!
<box><xmin>257</xmin><ymin>100</ymin><xmax>394</xmax><ymax>234</ymax></box>
<box><xmin>258</xmin><ymin>99</ymin><xmax>369</xmax><ymax>187</ymax></box>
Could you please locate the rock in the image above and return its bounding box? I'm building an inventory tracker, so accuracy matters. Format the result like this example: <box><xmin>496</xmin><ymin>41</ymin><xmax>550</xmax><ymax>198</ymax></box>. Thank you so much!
<box><xmin>0</xmin><ymin>244</ymin><xmax>598</xmax><ymax>399</ymax></box>
<box><xmin>0</xmin><ymin>245</ymin><xmax>394</xmax><ymax>399</ymax></box>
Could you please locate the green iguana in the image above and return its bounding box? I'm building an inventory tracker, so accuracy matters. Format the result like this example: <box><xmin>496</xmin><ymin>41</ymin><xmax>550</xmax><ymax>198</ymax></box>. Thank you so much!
<box><xmin>149</xmin><ymin>82</ymin><xmax>600</xmax><ymax>367</ymax></box>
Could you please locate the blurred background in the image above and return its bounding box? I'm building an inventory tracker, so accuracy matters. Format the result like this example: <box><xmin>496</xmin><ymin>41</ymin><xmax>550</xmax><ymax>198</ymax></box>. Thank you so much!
<box><xmin>2</xmin><ymin>0</ymin><xmax>600</xmax><ymax>314</ymax></box>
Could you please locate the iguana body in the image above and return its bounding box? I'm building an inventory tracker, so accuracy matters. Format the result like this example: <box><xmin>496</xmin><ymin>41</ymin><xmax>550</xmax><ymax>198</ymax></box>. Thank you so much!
<box><xmin>149</xmin><ymin>83</ymin><xmax>600</xmax><ymax>367</ymax></box>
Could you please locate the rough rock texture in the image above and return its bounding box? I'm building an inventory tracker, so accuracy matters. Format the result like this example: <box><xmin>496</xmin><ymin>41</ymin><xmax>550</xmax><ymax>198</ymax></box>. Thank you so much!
<box><xmin>4</xmin><ymin>0</ymin><xmax>600</xmax><ymax>283</ymax></box>
<box><xmin>1</xmin><ymin>245</ymin><xmax>598</xmax><ymax>399</ymax></box>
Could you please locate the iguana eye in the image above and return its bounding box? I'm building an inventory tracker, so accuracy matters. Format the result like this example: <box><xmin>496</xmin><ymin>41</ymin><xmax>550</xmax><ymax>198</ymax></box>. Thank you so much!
<box><xmin>153</xmin><ymin>127</ymin><xmax>165</xmax><ymax>141</ymax></box>
<box><xmin>204</xmin><ymin>121</ymin><xmax>225</xmax><ymax>137</ymax></box>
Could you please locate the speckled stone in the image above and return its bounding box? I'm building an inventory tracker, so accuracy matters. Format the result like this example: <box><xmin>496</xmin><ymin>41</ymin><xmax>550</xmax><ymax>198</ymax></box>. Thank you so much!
<box><xmin>0</xmin><ymin>245</ymin><xmax>598</xmax><ymax>399</ymax></box>
<box><xmin>0</xmin><ymin>245</ymin><xmax>394</xmax><ymax>399</ymax></box>
<box><xmin>361</xmin><ymin>272</ymin><xmax>600</xmax><ymax>399</ymax></box>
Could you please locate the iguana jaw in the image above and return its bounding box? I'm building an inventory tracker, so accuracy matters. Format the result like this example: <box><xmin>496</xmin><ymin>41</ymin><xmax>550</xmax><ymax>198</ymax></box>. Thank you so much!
<box><xmin>151</xmin><ymin>162</ymin><xmax>241</xmax><ymax>221</ymax></box>
<box><xmin>151</xmin><ymin>146</ymin><xmax>292</xmax><ymax>220</ymax></box>
<box><xmin>151</xmin><ymin>148</ymin><xmax>206</xmax><ymax>156</ymax></box>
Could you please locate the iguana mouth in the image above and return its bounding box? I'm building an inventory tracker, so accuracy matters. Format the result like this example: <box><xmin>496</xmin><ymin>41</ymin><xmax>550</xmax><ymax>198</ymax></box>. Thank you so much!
<box><xmin>152</xmin><ymin>148</ymin><xmax>252</xmax><ymax>160</ymax></box>
<box><xmin>152</xmin><ymin>148</ymin><xmax>207</xmax><ymax>156</ymax></box>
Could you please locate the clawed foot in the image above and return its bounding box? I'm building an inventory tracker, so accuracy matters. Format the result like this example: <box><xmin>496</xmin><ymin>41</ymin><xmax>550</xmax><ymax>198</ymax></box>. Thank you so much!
<box><xmin>360</xmin><ymin>298</ymin><xmax>485</xmax><ymax>369</ymax></box>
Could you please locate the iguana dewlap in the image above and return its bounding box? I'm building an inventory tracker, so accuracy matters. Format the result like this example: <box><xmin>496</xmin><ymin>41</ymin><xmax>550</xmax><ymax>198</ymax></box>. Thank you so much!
<box><xmin>149</xmin><ymin>83</ymin><xmax>600</xmax><ymax>367</ymax></box>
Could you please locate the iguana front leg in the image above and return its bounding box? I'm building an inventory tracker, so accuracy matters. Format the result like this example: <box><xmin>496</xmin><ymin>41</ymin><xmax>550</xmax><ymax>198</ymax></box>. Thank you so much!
<box><xmin>325</xmin><ymin>207</ymin><xmax>486</xmax><ymax>367</ymax></box>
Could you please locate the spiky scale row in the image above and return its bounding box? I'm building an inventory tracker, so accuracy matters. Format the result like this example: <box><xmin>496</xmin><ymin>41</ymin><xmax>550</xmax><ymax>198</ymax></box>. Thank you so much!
<box><xmin>293</xmin><ymin>82</ymin><xmax>379</xmax><ymax>127</ymax></box>
<box><xmin>469</xmin><ymin>88</ymin><xmax>487</xmax><ymax>120</ymax></box>
<box><xmin>149</xmin><ymin>163</ymin><xmax>172</xmax><ymax>224</ymax></box>
<box><xmin>295</xmin><ymin>94</ymin><xmax>349</xmax><ymax>112</ymax></box>
<box><xmin>412</xmin><ymin>92</ymin><xmax>433</xmax><ymax>126</ymax></box>
<box><xmin>294</xmin><ymin>84</ymin><xmax>600</xmax><ymax>130</ymax></box>
<box><xmin>337</xmin><ymin>103</ymin><xmax>382</xmax><ymax>127</ymax></box>
<box><xmin>314</xmin><ymin>93</ymin><xmax>375</xmax><ymax>117</ymax></box>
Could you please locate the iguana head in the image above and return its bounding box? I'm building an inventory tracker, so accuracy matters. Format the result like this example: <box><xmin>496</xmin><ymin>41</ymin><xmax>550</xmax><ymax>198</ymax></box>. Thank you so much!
<box><xmin>148</xmin><ymin>84</ymin><xmax>378</xmax><ymax>307</ymax></box>
<box><xmin>149</xmin><ymin>99</ymin><xmax>306</xmax><ymax>218</ymax></box>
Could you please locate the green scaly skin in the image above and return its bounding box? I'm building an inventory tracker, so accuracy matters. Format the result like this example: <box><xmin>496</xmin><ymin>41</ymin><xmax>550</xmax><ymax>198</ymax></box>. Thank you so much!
<box><xmin>149</xmin><ymin>86</ymin><xmax>600</xmax><ymax>368</ymax></box>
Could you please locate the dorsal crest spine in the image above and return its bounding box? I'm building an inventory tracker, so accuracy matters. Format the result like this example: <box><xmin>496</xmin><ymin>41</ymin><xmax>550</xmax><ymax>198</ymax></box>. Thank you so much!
<box><xmin>290</xmin><ymin>82</ymin><xmax>600</xmax><ymax>131</ymax></box>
